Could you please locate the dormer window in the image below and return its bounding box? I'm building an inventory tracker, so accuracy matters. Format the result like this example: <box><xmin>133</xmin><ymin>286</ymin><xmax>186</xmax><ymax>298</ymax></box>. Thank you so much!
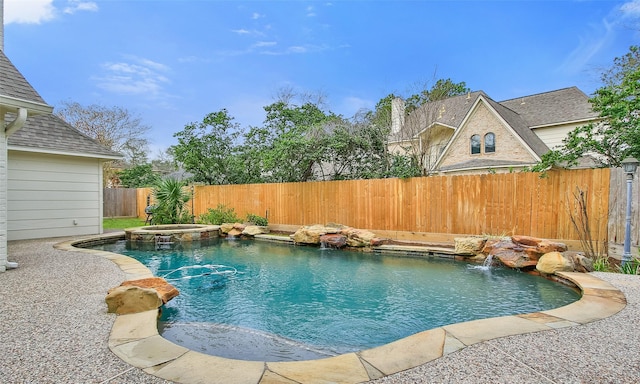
<box><xmin>484</xmin><ymin>132</ymin><xmax>495</xmax><ymax>153</ymax></box>
<box><xmin>470</xmin><ymin>134</ymin><xmax>481</xmax><ymax>154</ymax></box>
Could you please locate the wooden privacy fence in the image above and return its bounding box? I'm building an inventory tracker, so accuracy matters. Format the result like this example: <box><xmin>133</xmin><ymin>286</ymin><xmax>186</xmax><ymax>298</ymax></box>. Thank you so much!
<box><xmin>136</xmin><ymin>168</ymin><xmax>612</xmax><ymax>243</ymax></box>
<box><xmin>103</xmin><ymin>188</ymin><xmax>138</xmax><ymax>217</ymax></box>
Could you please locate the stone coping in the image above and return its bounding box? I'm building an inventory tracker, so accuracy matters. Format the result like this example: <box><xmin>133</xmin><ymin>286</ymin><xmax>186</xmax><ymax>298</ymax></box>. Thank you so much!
<box><xmin>57</xmin><ymin>236</ymin><xmax>627</xmax><ymax>384</ymax></box>
<box><xmin>126</xmin><ymin>224</ymin><xmax>220</xmax><ymax>234</ymax></box>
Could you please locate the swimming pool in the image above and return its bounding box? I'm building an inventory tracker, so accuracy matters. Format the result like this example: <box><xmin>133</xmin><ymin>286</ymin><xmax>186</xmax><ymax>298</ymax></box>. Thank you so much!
<box><xmin>94</xmin><ymin>238</ymin><xmax>580</xmax><ymax>362</ymax></box>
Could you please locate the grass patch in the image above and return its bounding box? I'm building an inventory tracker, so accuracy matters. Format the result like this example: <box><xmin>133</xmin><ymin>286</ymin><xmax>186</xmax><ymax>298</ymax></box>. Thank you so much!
<box><xmin>104</xmin><ymin>217</ymin><xmax>145</xmax><ymax>230</ymax></box>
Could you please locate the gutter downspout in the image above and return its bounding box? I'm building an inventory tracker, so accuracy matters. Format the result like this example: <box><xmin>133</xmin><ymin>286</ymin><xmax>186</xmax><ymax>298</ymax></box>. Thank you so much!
<box><xmin>3</xmin><ymin>107</ymin><xmax>27</xmax><ymax>270</ymax></box>
<box><xmin>5</xmin><ymin>107</ymin><xmax>27</xmax><ymax>137</ymax></box>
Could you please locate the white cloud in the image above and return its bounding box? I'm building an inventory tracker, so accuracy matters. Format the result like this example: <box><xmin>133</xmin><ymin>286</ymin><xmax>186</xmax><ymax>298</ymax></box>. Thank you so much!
<box><xmin>557</xmin><ymin>18</ymin><xmax>616</xmax><ymax>75</ymax></box>
<box><xmin>4</xmin><ymin>0</ymin><xmax>97</xmax><ymax>24</ymax></box>
<box><xmin>620</xmin><ymin>0</ymin><xmax>640</xmax><ymax>18</ymax></box>
<box><xmin>288</xmin><ymin>46</ymin><xmax>308</xmax><ymax>53</ymax></box>
<box><xmin>306</xmin><ymin>6</ymin><xmax>316</xmax><ymax>17</ymax></box>
<box><xmin>63</xmin><ymin>0</ymin><xmax>98</xmax><ymax>15</ymax></box>
<box><xmin>232</xmin><ymin>28</ymin><xmax>251</xmax><ymax>35</ymax></box>
<box><xmin>94</xmin><ymin>56</ymin><xmax>171</xmax><ymax>97</ymax></box>
<box><xmin>253</xmin><ymin>41</ymin><xmax>277</xmax><ymax>48</ymax></box>
<box><xmin>251</xmin><ymin>12</ymin><xmax>264</xmax><ymax>20</ymax></box>
<box><xmin>4</xmin><ymin>0</ymin><xmax>55</xmax><ymax>24</ymax></box>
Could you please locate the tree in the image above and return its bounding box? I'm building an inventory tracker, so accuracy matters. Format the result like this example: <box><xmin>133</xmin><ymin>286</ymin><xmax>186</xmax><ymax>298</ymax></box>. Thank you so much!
<box><xmin>534</xmin><ymin>46</ymin><xmax>640</xmax><ymax>170</ymax></box>
<box><xmin>118</xmin><ymin>164</ymin><xmax>160</xmax><ymax>188</ymax></box>
<box><xmin>55</xmin><ymin>101</ymin><xmax>151</xmax><ymax>183</ymax></box>
<box><xmin>248</xmin><ymin>100</ymin><xmax>335</xmax><ymax>183</ymax></box>
<box><xmin>171</xmin><ymin>109</ymin><xmax>241</xmax><ymax>185</ymax></box>
<box><xmin>405</xmin><ymin>78</ymin><xmax>471</xmax><ymax>113</ymax></box>
<box><xmin>151</xmin><ymin>148</ymin><xmax>178</xmax><ymax>177</ymax></box>
<box><xmin>320</xmin><ymin>110</ymin><xmax>392</xmax><ymax>180</ymax></box>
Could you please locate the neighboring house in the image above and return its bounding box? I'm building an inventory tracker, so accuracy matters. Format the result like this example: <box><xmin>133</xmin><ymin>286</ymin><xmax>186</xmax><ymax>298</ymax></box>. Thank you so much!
<box><xmin>388</xmin><ymin>87</ymin><xmax>600</xmax><ymax>175</ymax></box>
<box><xmin>0</xmin><ymin>49</ymin><xmax>121</xmax><ymax>272</ymax></box>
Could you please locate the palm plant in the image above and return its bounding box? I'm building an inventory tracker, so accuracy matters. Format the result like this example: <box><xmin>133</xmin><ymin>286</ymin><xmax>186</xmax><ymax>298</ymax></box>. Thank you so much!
<box><xmin>152</xmin><ymin>178</ymin><xmax>192</xmax><ymax>224</ymax></box>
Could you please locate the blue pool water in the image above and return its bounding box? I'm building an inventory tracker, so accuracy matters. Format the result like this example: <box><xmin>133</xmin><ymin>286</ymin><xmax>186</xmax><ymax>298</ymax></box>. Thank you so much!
<box><xmin>95</xmin><ymin>238</ymin><xmax>580</xmax><ymax>362</ymax></box>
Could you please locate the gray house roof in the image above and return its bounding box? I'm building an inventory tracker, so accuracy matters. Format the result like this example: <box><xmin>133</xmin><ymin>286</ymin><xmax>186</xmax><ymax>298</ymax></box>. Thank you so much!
<box><xmin>1</xmin><ymin>50</ymin><xmax>120</xmax><ymax>160</ymax></box>
<box><xmin>390</xmin><ymin>91</ymin><xmax>486</xmax><ymax>143</ymax></box>
<box><xmin>7</xmin><ymin>113</ymin><xmax>122</xmax><ymax>160</ymax></box>
<box><xmin>500</xmin><ymin>87</ymin><xmax>598</xmax><ymax>128</ymax></box>
<box><xmin>0</xmin><ymin>50</ymin><xmax>51</xmax><ymax>113</ymax></box>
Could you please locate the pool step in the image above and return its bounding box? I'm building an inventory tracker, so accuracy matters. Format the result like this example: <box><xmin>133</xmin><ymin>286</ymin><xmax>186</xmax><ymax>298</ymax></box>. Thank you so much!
<box><xmin>374</xmin><ymin>243</ymin><xmax>457</xmax><ymax>257</ymax></box>
<box><xmin>254</xmin><ymin>234</ymin><xmax>458</xmax><ymax>257</ymax></box>
<box><xmin>254</xmin><ymin>234</ymin><xmax>294</xmax><ymax>243</ymax></box>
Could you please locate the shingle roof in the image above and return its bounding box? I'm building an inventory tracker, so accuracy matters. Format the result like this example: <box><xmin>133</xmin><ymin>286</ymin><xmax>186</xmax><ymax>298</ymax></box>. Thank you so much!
<box><xmin>499</xmin><ymin>86</ymin><xmax>598</xmax><ymax>127</ymax></box>
<box><xmin>0</xmin><ymin>50</ymin><xmax>48</xmax><ymax>106</ymax></box>
<box><xmin>395</xmin><ymin>86</ymin><xmax>598</xmax><ymax>173</ymax></box>
<box><xmin>390</xmin><ymin>91</ymin><xmax>485</xmax><ymax>142</ymax></box>
<box><xmin>7</xmin><ymin>113</ymin><xmax>122</xmax><ymax>159</ymax></box>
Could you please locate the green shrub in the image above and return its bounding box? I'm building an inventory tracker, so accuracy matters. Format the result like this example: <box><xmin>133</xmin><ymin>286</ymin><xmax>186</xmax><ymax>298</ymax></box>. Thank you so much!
<box><xmin>246</xmin><ymin>213</ymin><xmax>268</xmax><ymax>226</ymax></box>
<box><xmin>151</xmin><ymin>178</ymin><xmax>192</xmax><ymax>224</ymax></box>
<box><xmin>198</xmin><ymin>204</ymin><xmax>240</xmax><ymax>225</ymax></box>
<box><xmin>618</xmin><ymin>258</ymin><xmax>640</xmax><ymax>275</ymax></box>
<box><xmin>592</xmin><ymin>255</ymin><xmax>612</xmax><ymax>272</ymax></box>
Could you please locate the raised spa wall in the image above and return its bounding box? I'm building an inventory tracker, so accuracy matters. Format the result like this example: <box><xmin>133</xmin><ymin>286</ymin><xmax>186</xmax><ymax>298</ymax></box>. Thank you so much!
<box><xmin>124</xmin><ymin>225</ymin><xmax>220</xmax><ymax>243</ymax></box>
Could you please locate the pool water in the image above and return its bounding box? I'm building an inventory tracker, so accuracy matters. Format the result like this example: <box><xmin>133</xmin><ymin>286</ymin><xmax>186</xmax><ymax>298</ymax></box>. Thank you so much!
<box><xmin>95</xmin><ymin>238</ymin><xmax>580</xmax><ymax>362</ymax></box>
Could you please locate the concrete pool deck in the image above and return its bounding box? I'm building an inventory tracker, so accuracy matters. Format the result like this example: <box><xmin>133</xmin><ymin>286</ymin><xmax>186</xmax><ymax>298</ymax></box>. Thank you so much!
<box><xmin>1</xmin><ymin>235</ymin><xmax>639</xmax><ymax>383</ymax></box>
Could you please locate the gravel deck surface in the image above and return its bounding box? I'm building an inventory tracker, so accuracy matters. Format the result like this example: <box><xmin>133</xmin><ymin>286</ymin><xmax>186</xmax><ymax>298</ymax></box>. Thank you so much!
<box><xmin>1</xmin><ymin>237</ymin><xmax>639</xmax><ymax>383</ymax></box>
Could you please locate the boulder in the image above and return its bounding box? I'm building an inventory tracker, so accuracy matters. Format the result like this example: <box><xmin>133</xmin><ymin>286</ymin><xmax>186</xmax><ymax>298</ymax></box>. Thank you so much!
<box><xmin>493</xmin><ymin>248</ymin><xmax>538</xmax><ymax>269</ymax></box>
<box><xmin>481</xmin><ymin>239</ymin><xmax>502</xmax><ymax>254</ymax></box>
<box><xmin>370</xmin><ymin>237</ymin><xmax>387</xmax><ymax>246</ymax></box>
<box><xmin>564</xmin><ymin>251</ymin><xmax>594</xmax><ymax>273</ymax></box>
<box><xmin>106</xmin><ymin>277</ymin><xmax>179</xmax><ymax>315</ymax></box>
<box><xmin>120</xmin><ymin>277</ymin><xmax>179</xmax><ymax>303</ymax></box>
<box><xmin>536</xmin><ymin>240</ymin><xmax>568</xmax><ymax>254</ymax></box>
<box><xmin>523</xmin><ymin>247</ymin><xmax>545</xmax><ymax>261</ymax></box>
<box><xmin>220</xmin><ymin>222</ymin><xmax>245</xmax><ymax>237</ymax></box>
<box><xmin>511</xmin><ymin>235</ymin><xmax>542</xmax><ymax>247</ymax></box>
<box><xmin>341</xmin><ymin>228</ymin><xmax>377</xmax><ymax>247</ymax></box>
<box><xmin>320</xmin><ymin>234</ymin><xmax>347</xmax><ymax>248</ymax></box>
<box><xmin>106</xmin><ymin>286</ymin><xmax>162</xmax><ymax>315</ymax></box>
<box><xmin>292</xmin><ymin>225</ymin><xmax>328</xmax><ymax>245</ymax></box>
<box><xmin>242</xmin><ymin>225</ymin><xmax>270</xmax><ymax>236</ymax></box>
<box><xmin>454</xmin><ymin>237</ymin><xmax>487</xmax><ymax>255</ymax></box>
<box><xmin>536</xmin><ymin>252</ymin><xmax>575</xmax><ymax>275</ymax></box>
<box><xmin>324</xmin><ymin>223</ymin><xmax>346</xmax><ymax>234</ymax></box>
<box><xmin>219</xmin><ymin>223</ymin><xmax>235</xmax><ymax>234</ymax></box>
<box><xmin>488</xmin><ymin>239</ymin><xmax>537</xmax><ymax>269</ymax></box>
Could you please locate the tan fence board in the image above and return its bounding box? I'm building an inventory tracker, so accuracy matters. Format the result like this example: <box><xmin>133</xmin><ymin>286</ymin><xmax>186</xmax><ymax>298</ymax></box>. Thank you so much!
<box><xmin>126</xmin><ymin>169</ymin><xmax>613</xmax><ymax>243</ymax></box>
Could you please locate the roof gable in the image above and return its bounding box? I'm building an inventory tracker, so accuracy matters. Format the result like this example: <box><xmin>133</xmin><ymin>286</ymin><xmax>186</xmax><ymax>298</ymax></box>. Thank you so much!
<box><xmin>7</xmin><ymin>113</ymin><xmax>122</xmax><ymax>160</ymax></box>
<box><xmin>485</xmin><ymin>97</ymin><xmax>549</xmax><ymax>157</ymax></box>
<box><xmin>0</xmin><ymin>50</ymin><xmax>51</xmax><ymax>113</ymax></box>
<box><xmin>433</xmin><ymin>96</ymin><xmax>543</xmax><ymax>171</ymax></box>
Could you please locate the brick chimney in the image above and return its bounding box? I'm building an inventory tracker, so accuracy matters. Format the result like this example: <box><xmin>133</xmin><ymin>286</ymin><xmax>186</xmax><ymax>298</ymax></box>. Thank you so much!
<box><xmin>391</xmin><ymin>97</ymin><xmax>405</xmax><ymax>135</ymax></box>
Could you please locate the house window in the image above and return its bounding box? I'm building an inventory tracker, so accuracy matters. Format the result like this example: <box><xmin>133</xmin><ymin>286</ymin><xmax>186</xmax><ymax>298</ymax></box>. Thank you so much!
<box><xmin>470</xmin><ymin>134</ymin><xmax>481</xmax><ymax>154</ymax></box>
<box><xmin>484</xmin><ymin>132</ymin><xmax>495</xmax><ymax>153</ymax></box>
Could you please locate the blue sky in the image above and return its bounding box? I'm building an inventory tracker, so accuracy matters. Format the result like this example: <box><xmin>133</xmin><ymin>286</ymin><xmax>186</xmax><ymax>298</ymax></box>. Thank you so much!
<box><xmin>4</xmin><ymin>0</ymin><xmax>640</xmax><ymax>156</ymax></box>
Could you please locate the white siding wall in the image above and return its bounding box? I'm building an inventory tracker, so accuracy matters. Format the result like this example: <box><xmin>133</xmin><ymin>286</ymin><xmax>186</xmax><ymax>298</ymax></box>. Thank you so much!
<box><xmin>532</xmin><ymin>122</ymin><xmax>587</xmax><ymax>150</ymax></box>
<box><xmin>7</xmin><ymin>151</ymin><xmax>103</xmax><ymax>240</ymax></box>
